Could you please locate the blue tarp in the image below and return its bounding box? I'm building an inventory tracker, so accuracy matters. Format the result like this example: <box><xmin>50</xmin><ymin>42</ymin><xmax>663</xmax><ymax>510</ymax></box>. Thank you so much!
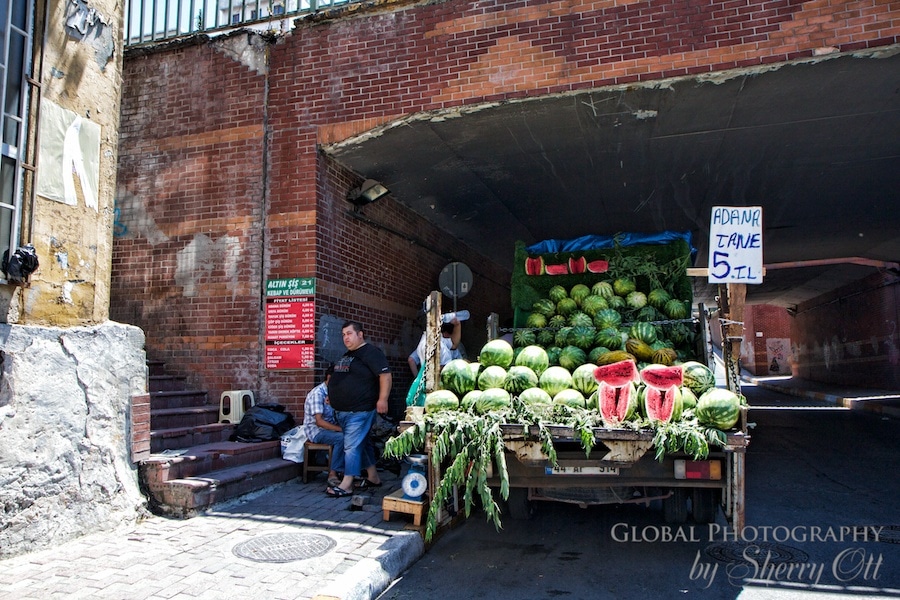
<box><xmin>526</xmin><ymin>231</ymin><xmax>696</xmax><ymax>260</ymax></box>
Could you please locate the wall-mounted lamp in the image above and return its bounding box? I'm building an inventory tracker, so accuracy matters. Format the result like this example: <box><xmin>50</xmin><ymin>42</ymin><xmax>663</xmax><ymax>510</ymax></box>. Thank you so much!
<box><xmin>347</xmin><ymin>179</ymin><xmax>389</xmax><ymax>206</ymax></box>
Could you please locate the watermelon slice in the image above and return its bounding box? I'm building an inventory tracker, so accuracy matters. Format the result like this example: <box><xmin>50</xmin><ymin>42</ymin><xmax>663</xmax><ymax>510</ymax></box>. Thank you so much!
<box><xmin>593</xmin><ymin>360</ymin><xmax>639</xmax><ymax>387</ymax></box>
<box><xmin>640</xmin><ymin>364</ymin><xmax>684</xmax><ymax>423</ymax></box>
<box><xmin>594</xmin><ymin>360</ymin><xmax>640</xmax><ymax>426</ymax></box>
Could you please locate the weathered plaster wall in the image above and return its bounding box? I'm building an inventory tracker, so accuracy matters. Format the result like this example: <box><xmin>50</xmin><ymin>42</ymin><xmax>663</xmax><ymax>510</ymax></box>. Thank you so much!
<box><xmin>2</xmin><ymin>0</ymin><xmax>123</xmax><ymax>326</ymax></box>
<box><xmin>0</xmin><ymin>322</ymin><xmax>148</xmax><ymax>559</ymax></box>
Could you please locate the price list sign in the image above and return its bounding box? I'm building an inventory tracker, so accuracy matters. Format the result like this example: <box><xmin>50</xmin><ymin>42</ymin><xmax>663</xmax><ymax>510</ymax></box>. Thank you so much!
<box><xmin>265</xmin><ymin>278</ymin><xmax>316</xmax><ymax>370</ymax></box>
<box><xmin>708</xmin><ymin>206</ymin><xmax>764</xmax><ymax>284</ymax></box>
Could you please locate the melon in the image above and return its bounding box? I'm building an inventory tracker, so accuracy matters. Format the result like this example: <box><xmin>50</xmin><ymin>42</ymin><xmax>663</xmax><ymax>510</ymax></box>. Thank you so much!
<box><xmin>629</xmin><ymin>322</ymin><xmax>658</xmax><ymax>345</ymax></box>
<box><xmin>593</xmin><ymin>308</ymin><xmax>622</xmax><ymax>330</ymax></box>
<box><xmin>696</xmin><ymin>388</ymin><xmax>742</xmax><ymax>430</ymax></box>
<box><xmin>626</xmin><ymin>291</ymin><xmax>647</xmax><ymax>310</ymax></box>
<box><xmin>593</xmin><ymin>359</ymin><xmax>639</xmax><ymax>387</ymax></box>
<box><xmin>476</xmin><ymin>388</ymin><xmax>511</xmax><ymax>414</ymax></box>
<box><xmin>682</xmin><ymin>361</ymin><xmax>716</xmax><ymax>395</ymax></box>
<box><xmin>592</xmin><ymin>281</ymin><xmax>615</xmax><ymax>299</ymax></box>
<box><xmin>424</xmin><ymin>389</ymin><xmax>460</xmax><ymax>414</ymax></box>
<box><xmin>515</xmin><ymin>345</ymin><xmax>550</xmax><ymax>377</ymax></box>
<box><xmin>596</xmin><ymin>350</ymin><xmax>636</xmax><ymax>366</ymax></box>
<box><xmin>440</xmin><ymin>358</ymin><xmax>477</xmax><ymax>397</ymax></box>
<box><xmin>505</xmin><ymin>365</ymin><xmax>539</xmax><ymax>395</ymax></box>
<box><xmin>572</xmin><ymin>363</ymin><xmax>599</xmax><ymax>395</ymax></box>
<box><xmin>553</xmin><ymin>388</ymin><xmax>586</xmax><ymax>409</ymax></box>
<box><xmin>558</xmin><ymin>346</ymin><xmax>587</xmax><ymax>371</ymax></box>
<box><xmin>613</xmin><ymin>278</ymin><xmax>636</xmax><ymax>297</ymax></box>
<box><xmin>557</xmin><ymin>297</ymin><xmax>578</xmax><ymax>316</ymax></box>
<box><xmin>514</xmin><ymin>328</ymin><xmax>537</xmax><ymax>347</ymax></box>
<box><xmin>479</xmin><ymin>339</ymin><xmax>515</xmax><ymax>369</ymax></box>
<box><xmin>598</xmin><ymin>381</ymin><xmax>637</xmax><ymax>426</ymax></box>
<box><xmin>460</xmin><ymin>389</ymin><xmax>483</xmax><ymax>412</ymax></box>
<box><xmin>525</xmin><ymin>313</ymin><xmax>547</xmax><ymax>329</ymax></box>
<box><xmin>568</xmin><ymin>312</ymin><xmax>594</xmax><ymax>329</ymax></box>
<box><xmin>539</xmin><ymin>366</ymin><xmax>573</xmax><ymax>397</ymax></box>
<box><xmin>548</xmin><ymin>285</ymin><xmax>568</xmax><ymax>303</ymax></box>
<box><xmin>664</xmin><ymin>299</ymin><xmax>690</xmax><ymax>320</ymax></box>
<box><xmin>519</xmin><ymin>387</ymin><xmax>552</xmax><ymax>407</ymax></box>
<box><xmin>478</xmin><ymin>365</ymin><xmax>508</xmax><ymax>390</ymax></box>
<box><xmin>641</xmin><ymin>364</ymin><xmax>684</xmax><ymax>424</ymax></box>
<box><xmin>569</xmin><ymin>284</ymin><xmax>591</xmax><ymax>306</ymax></box>
<box><xmin>640</xmin><ymin>364</ymin><xmax>684</xmax><ymax>389</ymax></box>
<box><xmin>680</xmin><ymin>386</ymin><xmax>698</xmax><ymax>411</ymax></box>
<box><xmin>581</xmin><ymin>295</ymin><xmax>608</xmax><ymax>317</ymax></box>
<box><xmin>568</xmin><ymin>326</ymin><xmax>595</xmax><ymax>350</ymax></box>
<box><xmin>532</xmin><ymin>298</ymin><xmax>556</xmax><ymax>318</ymax></box>
<box><xmin>647</xmin><ymin>288</ymin><xmax>671</xmax><ymax>309</ymax></box>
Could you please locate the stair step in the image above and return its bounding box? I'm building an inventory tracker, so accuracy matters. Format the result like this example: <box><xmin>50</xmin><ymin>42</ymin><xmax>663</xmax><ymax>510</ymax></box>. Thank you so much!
<box><xmin>147</xmin><ymin>360</ymin><xmax>167</xmax><ymax>377</ymax></box>
<box><xmin>143</xmin><ymin>441</ymin><xmax>283</xmax><ymax>481</ymax></box>
<box><xmin>150</xmin><ymin>374</ymin><xmax>189</xmax><ymax>393</ymax></box>
<box><xmin>146</xmin><ymin>457</ymin><xmax>302</xmax><ymax>517</ymax></box>
<box><xmin>150</xmin><ymin>422</ymin><xmax>235</xmax><ymax>453</ymax></box>
<box><xmin>150</xmin><ymin>390</ymin><xmax>210</xmax><ymax>410</ymax></box>
<box><xmin>151</xmin><ymin>405</ymin><xmax>219</xmax><ymax>430</ymax></box>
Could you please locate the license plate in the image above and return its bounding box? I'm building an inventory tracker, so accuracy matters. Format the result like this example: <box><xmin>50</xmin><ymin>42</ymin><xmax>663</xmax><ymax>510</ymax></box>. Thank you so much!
<box><xmin>545</xmin><ymin>465</ymin><xmax>620</xmax><ymax>475</ymax></box>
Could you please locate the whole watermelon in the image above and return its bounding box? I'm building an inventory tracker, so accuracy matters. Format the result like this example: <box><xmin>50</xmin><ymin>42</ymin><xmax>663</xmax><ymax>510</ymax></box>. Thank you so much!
<box><xmin>696</xmin><ymin>388</ymin><xmax>742</xmax><ymax>430</ymax></box>
<box><xmin>479</xmin><ymin>339</ymin><xmax>514</xmax><ymax>368</ymax></box>
<box><xmin>682</xmin><ymin>361</ymin><xmax>716</xmax><ymax>395</ymax></box>
<box><xmin>569</xmin><ymin>326</ymin><xmax>595</xmax><ymax>350</ymax></box>
<box><xmin>539</xmin><ymin>366</ymin><xmax>573</xmax><ymax>397</ymax></box>
<box><xmin>505</xmin><ymin>365</ymin><xmax>539</xmax><ymax>395</ymax></box>
<box><xmin>476</xmin><ymin>388</ymin><xmax>512</xmax><ymax>414</ymax></box>
<box><xmin>569</xmin><ymin>284</ymin><xmax>591</xmax><ymax>306</ymax></box>
<box><xmin>519</xmin><ymin>387</ymin><xmax>552</xmax><ymax>407</ymax></box>
<box><xmin>571</xmin><ymin>363</ymin><xmax>599</xmax><ymax>395</ymax></box>
<box><xmin>558</xmin><ymin>346</ymin><xmax>587</xmax><ymax>371</ymax></box>
<box><xmin>424</xmin><ymin>390</ymin><xmax>460</xmax><ymax>414</ymax></box>
<box><xmin>548</xmin><ymin>285</ymin><xmax>568</xmax><ymax>304</ymax></box>
<box><xmin>581</xmin><ymin>295</ymin><xmax>608</xmax><ymax>317</ymax></box>
<box><xmin>440</xmin><ymin>358</ymin><xmax>477</xmax><ymax>396</ymax></box>
<box><xmin>515</xmin><ymin>345</ymin><xmax>550</xmax><ymax>377</ymax></box>
<box><xmin>593</xmin><ymin>308</ymin><xmax>622</xmax><ymax>331</ymax></box>
<box><xmin>478</xmin><ymin>365</ymin><xmax>508</xmax><ymax>390</ymax></box>
<box><xmin>460</xmin><ymin>389</ymin><xmax>483</xmax><ymax>412</ymax></box>
<box><xmin>553</xmin><ymin>388</ymin><xmax>586</xmax><ymax>409</ymax></box>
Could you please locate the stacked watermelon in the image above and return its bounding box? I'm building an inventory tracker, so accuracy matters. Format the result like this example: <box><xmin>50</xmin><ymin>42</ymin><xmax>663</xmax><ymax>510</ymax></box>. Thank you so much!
<box><xmin>513</xmin><ymin>280</ymin><xmax>697</xmax><ymax>378</ymax></box>
<box><xmin>424</xmin><ymin>339</ymin><xmax>743</xmax><ymax>432</ymax></box>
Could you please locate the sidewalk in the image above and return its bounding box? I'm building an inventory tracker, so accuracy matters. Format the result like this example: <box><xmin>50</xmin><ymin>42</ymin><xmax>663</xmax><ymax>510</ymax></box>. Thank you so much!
<box><xmin>0</xmin><ymin>468</ymin><xmax>425</xmax><ymax>600</ymax></box>
<box><xmin>743</xmin><ymin>373</ymin><xmax>900</xmax><ymax>418</ymax></box>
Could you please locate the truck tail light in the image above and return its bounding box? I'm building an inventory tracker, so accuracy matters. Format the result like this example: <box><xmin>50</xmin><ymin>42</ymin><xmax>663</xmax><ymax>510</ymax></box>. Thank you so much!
<box><xmin>674</xmin><ymin>459</ymin><xmax>722</xmax><ymax>480</ymax></box>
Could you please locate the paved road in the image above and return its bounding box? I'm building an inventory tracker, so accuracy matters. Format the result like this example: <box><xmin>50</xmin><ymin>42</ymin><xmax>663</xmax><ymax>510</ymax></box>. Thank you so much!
<box><xmin>377</xmin><ymin>382</ymin><xmax>900</xmax><ymax>599</ymax></box>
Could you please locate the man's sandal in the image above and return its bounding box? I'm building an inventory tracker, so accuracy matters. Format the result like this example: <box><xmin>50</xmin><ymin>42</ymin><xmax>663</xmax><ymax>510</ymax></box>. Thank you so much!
<box><xmin>354</xmin><ymin>479</ymin><xmax>383</xmax><ymax>491</ymax></box>
<box><xmin>326</xmin><ymin>486</ymin><xmax>352</xmax><ymax>498</ymax></box>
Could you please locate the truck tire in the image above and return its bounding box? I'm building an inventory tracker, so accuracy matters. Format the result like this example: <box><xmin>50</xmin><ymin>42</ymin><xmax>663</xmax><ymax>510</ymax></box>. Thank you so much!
<box><xmin>662</xmin><ymin>488</ymin><xmax>687</xmax><ymax>524</ymax></box>
<box><xmin>691</xmin><ymin>488</ymin><xmax>719</xmax><ymax>523</ymax></box>
<box><xmin>505</xmin><ymin>487</ymin><xmax>534</xmax><ymax>520</ymax></box>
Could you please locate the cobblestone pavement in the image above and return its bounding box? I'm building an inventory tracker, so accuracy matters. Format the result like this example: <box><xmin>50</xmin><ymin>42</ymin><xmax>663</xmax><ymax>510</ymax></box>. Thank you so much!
<box><xmin>0</xmin><ymin>469</ymin><xmax>424</xmax><ymax>600</ymax></box>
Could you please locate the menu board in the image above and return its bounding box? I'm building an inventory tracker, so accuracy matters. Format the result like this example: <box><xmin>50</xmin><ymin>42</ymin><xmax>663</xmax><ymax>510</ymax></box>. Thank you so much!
<box><xmin>265</xmin><ymin>278</ymin><xmax>316</xmax><ymax>370</ymax></box>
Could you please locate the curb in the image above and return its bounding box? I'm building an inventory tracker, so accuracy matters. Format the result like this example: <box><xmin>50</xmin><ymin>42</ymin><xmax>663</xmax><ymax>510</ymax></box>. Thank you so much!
<box><xmin>748</xmin><ymin>378</ymin><xmax>900</xmax><ymax>419</ymax></box>
<box><xmin>312</xmin><ymin>529</ymin><xmax>426</xmax><ymax>600</ymax></box>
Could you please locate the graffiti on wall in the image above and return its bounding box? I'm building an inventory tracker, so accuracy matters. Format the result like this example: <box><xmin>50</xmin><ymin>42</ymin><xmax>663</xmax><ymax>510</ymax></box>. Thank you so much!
<box><xmin>766</xmin><ymin>337</ymin><xmax>791</xmax><ymax>374</ymax></box>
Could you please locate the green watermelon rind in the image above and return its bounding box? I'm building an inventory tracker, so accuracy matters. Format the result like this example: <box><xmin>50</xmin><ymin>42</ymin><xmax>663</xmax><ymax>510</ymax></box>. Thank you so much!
<box><xmin>682</xmin><ymin>361</ymin><xmax>716</xmax><ymax>395</ymax></box>
<box><xmin>696</xmin><ymin>388</ymin><xmax>742</xmax><ymax>430</ymax></box>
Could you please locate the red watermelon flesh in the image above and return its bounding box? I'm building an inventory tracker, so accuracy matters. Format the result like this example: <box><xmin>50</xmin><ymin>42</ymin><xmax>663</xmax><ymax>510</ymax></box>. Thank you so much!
<box><xmin>598</xmin><ymin>381</ymin><xmax>637</xmax><ymax>426</ymax></box>
<box><xmin>640</xmin><ymin>364</ymin><xmax>684</xmax><ymax>390</ymax></box>
<box><xmin>593</xmin><ymin>360</ymin><xmax>639</xmax><ymax>387</ymax></box>
<box><xmin>644</xmin><ymin>385</ymin><xmax>683</xmax><ymax>423</ymax></box>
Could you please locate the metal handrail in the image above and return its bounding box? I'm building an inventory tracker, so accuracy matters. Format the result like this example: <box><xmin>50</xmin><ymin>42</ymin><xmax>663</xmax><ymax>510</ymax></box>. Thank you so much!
<box><xmin>124</xmin><ymin>0</ymin><xmax>354</xmax><ymax>47</ymax></box>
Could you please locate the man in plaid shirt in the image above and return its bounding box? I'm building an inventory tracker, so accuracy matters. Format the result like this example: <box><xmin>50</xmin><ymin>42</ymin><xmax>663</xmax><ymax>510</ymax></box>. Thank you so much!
<box><xmin>303</xmin><ymin>365</ymin><xmax>344</xmax><ymax>486</ymax></box>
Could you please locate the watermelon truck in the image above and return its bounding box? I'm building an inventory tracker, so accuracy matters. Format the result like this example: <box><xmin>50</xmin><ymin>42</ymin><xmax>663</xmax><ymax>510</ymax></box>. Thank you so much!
<box><xmin>393</xmin><ymin>233</ymin><xmax>750</xmax><ymax>537</ymax></box>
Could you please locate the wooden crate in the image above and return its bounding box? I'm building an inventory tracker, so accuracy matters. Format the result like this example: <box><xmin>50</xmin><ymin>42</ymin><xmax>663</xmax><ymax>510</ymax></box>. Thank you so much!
<box><xmin>382</xmin><ymin>489</ymin><xmax>428</xmax><ymax>526</ymax></box>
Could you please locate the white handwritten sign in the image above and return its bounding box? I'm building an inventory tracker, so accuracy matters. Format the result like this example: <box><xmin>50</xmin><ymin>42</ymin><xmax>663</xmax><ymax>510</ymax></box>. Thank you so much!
<box><xmin>708</xmin><ymin>206</ymin><xmax>763</xmax><ymax>284</ymax></box>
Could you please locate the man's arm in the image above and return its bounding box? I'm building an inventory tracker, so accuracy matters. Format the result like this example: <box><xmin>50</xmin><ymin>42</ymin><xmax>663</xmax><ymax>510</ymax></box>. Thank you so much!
<box><xmin>377</xmin><ymin>372</ymin><xmax>392</xmax><ymax>414</ymax></box>
<box><xmin>449</xmin><ymin>318</ymin><xmax>462</xmax><ymax>349</ymax></box>
<box><xmin>408</xmin><ymin>354</ymin><xmax>420</xmax><ymax>376</ymax></box>
<box><xmin>315</xmin><ymin>413</ymin><xmax>341</xmax><ymax>432</ymax></box>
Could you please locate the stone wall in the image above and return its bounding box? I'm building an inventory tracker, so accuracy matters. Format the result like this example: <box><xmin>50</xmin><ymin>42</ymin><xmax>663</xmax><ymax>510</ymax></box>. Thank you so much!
<box><xmin>0</xmin><ymin>322</ymin><xmax>148</xmax><ymax>559</ymax></box>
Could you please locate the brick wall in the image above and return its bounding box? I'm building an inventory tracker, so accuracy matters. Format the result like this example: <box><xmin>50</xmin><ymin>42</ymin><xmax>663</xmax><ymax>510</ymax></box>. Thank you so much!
<box><xmin>741</xmin><ymin>304</ymin><xmax>793</xmax><ymax>376</ymax></box>
<box><xmin>792</xmin><ymin>271</ymin><xmax>900</xmax><ymax>389</ymax></box>
<box><xmin>115</xmin><ymin>0</ymin><xmax>900</xmax><ymax>415</ymax></box>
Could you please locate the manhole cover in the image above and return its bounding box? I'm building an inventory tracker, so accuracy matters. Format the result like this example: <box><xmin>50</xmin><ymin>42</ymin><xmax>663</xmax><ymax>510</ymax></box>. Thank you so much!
<box><xmin>704</xmin><ymin>541</ymin><xmax>809</xmax><ymax>565</ymax></box>
<box><xmin>233</xmin><ymin>533</ymin><xmax>337</xmax><ymax>563</ymax></box>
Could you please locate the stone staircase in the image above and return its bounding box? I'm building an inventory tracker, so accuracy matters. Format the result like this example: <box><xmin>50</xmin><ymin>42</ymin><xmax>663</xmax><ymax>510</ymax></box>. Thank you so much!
<box><xmin>138</xmin><ymin>360</ymin><xmax>303</xmax><ymax>518</ymax></box>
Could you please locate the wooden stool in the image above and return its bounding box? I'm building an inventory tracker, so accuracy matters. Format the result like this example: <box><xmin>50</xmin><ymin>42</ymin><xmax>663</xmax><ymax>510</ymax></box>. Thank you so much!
<box><xmin>382</xmin><ymin>489</ymin><xmax>428</xmax><ymax>526</ymax></box>
<box><xmin>302</xmin><ymin>441</ymin><xmax>333</xmax><ymax>483</ymax></box>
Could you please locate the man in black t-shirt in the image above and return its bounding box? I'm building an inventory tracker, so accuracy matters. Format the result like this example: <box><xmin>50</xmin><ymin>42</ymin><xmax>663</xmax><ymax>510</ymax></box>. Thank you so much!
<box><xmin>325</xmin><ymin>320</ymin><xmax>392</xmax><ymax>497</ymax></box>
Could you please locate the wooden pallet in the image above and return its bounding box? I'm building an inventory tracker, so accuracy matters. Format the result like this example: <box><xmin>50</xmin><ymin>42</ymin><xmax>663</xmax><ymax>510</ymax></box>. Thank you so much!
<box><xmin>382</xmin><ymin>489</ymin><xmax>428</xmax><ymax>526</ymax></box>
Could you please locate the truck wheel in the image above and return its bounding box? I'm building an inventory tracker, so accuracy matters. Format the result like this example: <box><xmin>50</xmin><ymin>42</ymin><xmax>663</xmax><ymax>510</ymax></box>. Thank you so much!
<box><xmin>691</xmin><ymin>488</ymin><xmax>719</xmax><ymax>523</ymax></box>
<box><xmin>662</xmin><ymin>488</ymin><xmax>687</xmax><ymax>524</ymax></box>
<box><xmin>505</xmin><ymin>488</ymin><xmax>534</xmax><ymax>520</ymax></box>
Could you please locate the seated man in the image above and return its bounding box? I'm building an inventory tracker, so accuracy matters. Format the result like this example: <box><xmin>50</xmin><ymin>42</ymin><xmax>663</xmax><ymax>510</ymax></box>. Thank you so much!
<box><xmin>302</xmin><ymin>365</ymin><xmax>344</xmax><ymax>487</ymax></box>
<box><xmin>408</xmin><ymin>317</ymin><xmax>462</xmax><ymax>375</ymax></box>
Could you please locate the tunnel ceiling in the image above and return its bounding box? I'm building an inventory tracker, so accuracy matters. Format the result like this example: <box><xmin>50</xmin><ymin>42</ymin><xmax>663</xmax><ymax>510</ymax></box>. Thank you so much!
<box><xmin>324</xmin><ymin>51</ymin><xmax>900</xmax><ymax>308</ymax></box>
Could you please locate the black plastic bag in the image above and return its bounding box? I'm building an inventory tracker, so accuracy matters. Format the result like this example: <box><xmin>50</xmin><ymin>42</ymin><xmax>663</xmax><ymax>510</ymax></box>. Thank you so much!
<box><xmin>2</xmin><ymin>244</ymin><xmax>39</xmax><ymax>284</ymax></box>
<box><xmin>231</xmin><ymin>403</ymin><xmax>296</xmax><ymax>443</ymax></box>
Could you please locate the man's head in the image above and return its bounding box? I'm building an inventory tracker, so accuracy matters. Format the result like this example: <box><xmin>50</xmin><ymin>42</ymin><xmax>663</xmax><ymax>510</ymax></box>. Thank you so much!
<box><xmin>341</xmin><ymin>321</ymin><xmax>366</xmax><ymax>351</ymax></box>
<box><xmin>440</xmin><ymin>322</ymin><xmax>455</xmax><ymax>338</ymax></box>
